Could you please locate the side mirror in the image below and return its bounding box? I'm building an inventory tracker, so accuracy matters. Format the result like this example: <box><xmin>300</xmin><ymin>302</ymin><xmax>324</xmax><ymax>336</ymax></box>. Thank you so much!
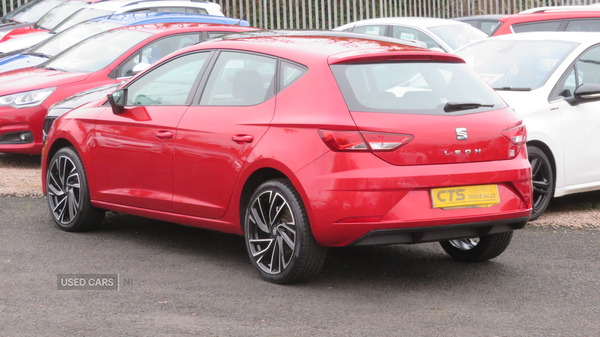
<box><xmin>574</xmin><ymin>83</ymin><xmax>600</xmax><ymax>101</ymax></box>
<box><xmin>132</xmin><ymin>63</ymin><xmax>151</xmax><ymax>75</ymax></box>
<box><xmin>107</xmin><ymin>89</ymin><xmax>127</xmax><ymax>115</ymax></box>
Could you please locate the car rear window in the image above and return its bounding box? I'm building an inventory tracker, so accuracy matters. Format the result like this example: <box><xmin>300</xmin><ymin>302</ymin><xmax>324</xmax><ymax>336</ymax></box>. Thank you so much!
<box><xmin>331</xmin><ymin>61</ymin><xmax>506</xmax><ymax>115</ymax></box>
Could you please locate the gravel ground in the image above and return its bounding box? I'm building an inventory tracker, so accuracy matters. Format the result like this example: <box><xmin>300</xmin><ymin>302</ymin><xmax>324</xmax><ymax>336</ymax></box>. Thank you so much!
<box><xmin>1</xmin><ymin>153</ymin><xmax>599</xmax><ymax>230</ymax></box>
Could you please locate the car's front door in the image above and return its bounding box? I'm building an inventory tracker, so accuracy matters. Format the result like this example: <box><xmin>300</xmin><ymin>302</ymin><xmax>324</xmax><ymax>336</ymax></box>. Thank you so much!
<box><xmin>92</xmin><ymin>51</ymin><xmax>211</xmax><ymax>211</ymax></box>
<box><xmin>551</xmin><ymin>45</ymin><xmax>600</xmax><ymax>188</ymax></box>
<box><xmin>172</xmin><ymin>50</ymin><xmax>277</xmax><ymax>218</ymax></box>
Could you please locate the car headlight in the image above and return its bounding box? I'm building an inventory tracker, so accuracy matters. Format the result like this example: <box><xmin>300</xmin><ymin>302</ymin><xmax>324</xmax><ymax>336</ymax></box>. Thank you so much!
<box><xmin>0</xmin><ymin>87</ymin><xmax>56</xmax><ymax>109</ymax></box>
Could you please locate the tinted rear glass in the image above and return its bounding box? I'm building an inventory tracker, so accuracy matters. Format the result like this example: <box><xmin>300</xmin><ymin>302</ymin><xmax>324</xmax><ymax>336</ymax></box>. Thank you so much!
<box><xmin>331</xmin><ymin>61</ymin><xmax>506</xmax><ymax>115</ymax></box>
<box><xmin>512</xmin><ymin>20</ymin><xmax>562</xmax><ymax>33</ymax></box>
<box><xmin>565</xmin><ymin>19</ymin><xmax>600</xmax><ymax>32</ymax></box>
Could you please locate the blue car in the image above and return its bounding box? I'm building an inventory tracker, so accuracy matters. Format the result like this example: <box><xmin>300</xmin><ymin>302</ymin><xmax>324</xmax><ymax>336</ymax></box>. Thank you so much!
<box><xmin>0</xmin><ymin>11</ymin><xmax>249</xmax><ymax>73</ymax></box>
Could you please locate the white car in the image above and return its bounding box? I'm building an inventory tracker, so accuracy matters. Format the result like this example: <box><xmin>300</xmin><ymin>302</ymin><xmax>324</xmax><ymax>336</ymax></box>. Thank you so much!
<box><xmin>455</xmin><ymin>31</ymin><xmax>600</xmax><ymax>219</ymax></box>
<box><xmin>334</xmin><ymin>17</ymin><xmax>487</xmax><ymax>53</ymax></box>
<box><xmin>0</xmin><ymin>0</ymin><xmax>224</xmax><ymax>54</ymax></box>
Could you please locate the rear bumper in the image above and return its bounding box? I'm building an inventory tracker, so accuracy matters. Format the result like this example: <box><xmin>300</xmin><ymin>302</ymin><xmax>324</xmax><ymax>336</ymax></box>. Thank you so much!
<box><xmin>352</xmin><ymin>217</ymin><xmax>528</xmax><ymax>245</ymax></box>
<box><xmin>295</xmin><ymin>150</ymin><xmax>532</xmax><ymax>247</ymax></box>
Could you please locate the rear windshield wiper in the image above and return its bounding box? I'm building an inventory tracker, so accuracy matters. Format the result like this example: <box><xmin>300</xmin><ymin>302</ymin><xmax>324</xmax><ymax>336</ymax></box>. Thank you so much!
<box><xmin>444</xmin><ymin>102</ymin><xmax>495</xmax><ymax>113</ymax></box>
<box><xmin>42</xmin><ymin>66</ymin><xmax>66</xmax><ymax>72</ymax></box>
<box><xmin>493</xmin><ymin>86</ymin><xmax>532</xmax><ymax>91</ymax></box>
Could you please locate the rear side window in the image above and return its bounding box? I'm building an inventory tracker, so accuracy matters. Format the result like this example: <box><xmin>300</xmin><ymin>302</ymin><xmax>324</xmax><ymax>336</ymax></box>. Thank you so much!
<box><xmin>331</xmin><ymin>62</ymin><xmax>506</xmax><ymax>115</ymax></box>
<box><xmin>565</xmin><ymin>19</ymin><xmax>600</xmax><ymax>32</ymax></box>
<box><xmin>512</xmin><ymin>20</ymin><xmax>562</xmax><ymax>33</ymax></box>
<box><xmin>199</xmin><ymin>51</ymin><xmax>276</xmax><ymax>106</ymax></box>
<box><xmin>392</xmin><ymin>26</ymin><xmax>442</xmax><ymax>49</ymax></box>
<box><xmin>351</xmin><ymin>25</ymin><xmax>387</xmax><ymax>36</ymax></box>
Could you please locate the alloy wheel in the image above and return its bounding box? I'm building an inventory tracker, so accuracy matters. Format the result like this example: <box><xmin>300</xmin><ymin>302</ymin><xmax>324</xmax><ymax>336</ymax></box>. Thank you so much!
<box><xmin>448</xmin><ymin>238</ymin><xmax>480</xmax><ymax>250</ymax></box>
<box><xmin>47</xmin><ymin>155</ymin><xmax>81</xmax><ymax>224</ymax></box>
<box><xmin>246</xmin><ymin>190</ymin><xmax>297</xmax><ymax>275</ymax></box>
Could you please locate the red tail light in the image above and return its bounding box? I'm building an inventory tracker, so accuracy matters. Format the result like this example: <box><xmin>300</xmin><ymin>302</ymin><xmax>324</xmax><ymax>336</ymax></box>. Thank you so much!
<box><xmin>502</xmin><ymin>124</ymin><xmax>527</xmax><ymax>158</ymax></box>
<box><xmin>319</xmin><ymin>130</ymin><xmax>413</xmax><ymax>152</ymax></box>
<box><xmin>503</xmin><ymin>124</ymin><xmax>527</xmax><ymax>145</ymax></box>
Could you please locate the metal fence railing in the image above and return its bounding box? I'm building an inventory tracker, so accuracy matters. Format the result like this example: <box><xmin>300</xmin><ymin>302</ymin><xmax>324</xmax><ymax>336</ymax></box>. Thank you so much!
<box><xmin>3</xmin><ymin>0</ymin><xmax>600</xmax><ymax>28</ymax></box>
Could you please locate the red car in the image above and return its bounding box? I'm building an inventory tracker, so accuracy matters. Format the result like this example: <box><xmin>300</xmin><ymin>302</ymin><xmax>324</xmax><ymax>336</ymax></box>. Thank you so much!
<box><xmin>491</xmin><ymin>10</ymin><xmax>600</xmax><ymax>36</ymax></box>
<box><xmin>42</xmin><ymin>32</ymin><xmax>533</xmax><ymax>284</ymax></box>
<box><xmin>0</xmin><ymin>23</ymin><xmax>258</xmax><ymax>155</ymax></box>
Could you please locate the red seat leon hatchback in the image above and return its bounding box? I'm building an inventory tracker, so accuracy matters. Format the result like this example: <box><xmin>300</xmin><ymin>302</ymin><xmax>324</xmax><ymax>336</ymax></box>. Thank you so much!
<box><xmin>42</xmin><ymin>32</ymin><xmax>533</xmax><ymax>284</ymax></box>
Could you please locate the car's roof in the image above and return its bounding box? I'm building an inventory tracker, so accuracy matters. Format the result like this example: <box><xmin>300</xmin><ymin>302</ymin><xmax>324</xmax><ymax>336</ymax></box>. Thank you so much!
<box><xmin>92</xmin><ymin>12</ymin><xmax>247</xmax><ymax>26</ymax></box>
<box><xmin>519</xmin><ymin>5</ymin><xmax>599</xmax><ymax>14</ymax></box>
<box><xmin>453</xmin><ymin>14</ymin><xmax>504</xmax><ymax>21</ymax></box>
<box><xmin>192</xmin><ymin>33</ymin><xmax>463</xmax><ymax>64</ymax></box>
<box><xmin>111</xmin><ymin>21</ymin><xmax>256</xmax><ymax>34</ymax></box>
<box><xmin>500</xmin><ymin>10</ymin><xmax>600</xmax><ymax>24</ymax></box>
<box><xmin>80</xmin><ymin>0</ymin><xmax>151</xmax><ymax>11</ymax></box>
<box><xmin>336</xmin><ymin>17</ymin><xmax>471</xmax><ymax>29</ymax></box>
<box><xmin>81</xmin><ymin>0</ymin><xmax>221</xmax><ymax>11</ymax></box>
<box><xmin>478</xmin><ymin>31</ymin><xmax>600</xmax><ymax>45</ymax></box>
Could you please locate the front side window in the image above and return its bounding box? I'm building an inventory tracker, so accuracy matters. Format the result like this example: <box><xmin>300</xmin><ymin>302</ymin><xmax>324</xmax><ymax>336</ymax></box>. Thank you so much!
<box><xmin>199</xmin><ymin>51</ymin><xmax>276</xmax><ymax>106</ymax></box>
<box><xmin>352</xmin><ymin>25</ymin><xmax>387</xmax><ymax>36</ymax></box>
<box><xmin>331</xmin><ymin>61</ymin><xmax>506</xmax><ymax>115</ymax></box>
<box><xmin>114</xmin><ymin>33</ymin><xmax>201</xmax><ymax>78</ymax></box>
<box><xmin>126</xmin><ymin>52</ymin><xmax>210</xmax><ymax>106</ymax></box>
<box><xmin>44</xmin><ymin>30</ymin><xmax>153</xmax><ymax>73</ymax></box>
<box><xmin>553</xmin><ymin>45</ymin><xmax>600</xmax><ymax>100</ymax></box>
<box><xmin>456</xmin><ymin>39</ymin><xmax>577</xmax><ymax>90</ymax></box>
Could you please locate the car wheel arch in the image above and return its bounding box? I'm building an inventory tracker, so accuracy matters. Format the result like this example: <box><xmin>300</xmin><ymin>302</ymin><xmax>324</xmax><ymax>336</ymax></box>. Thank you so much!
<box><xmin>526</xmin><ymin>140</ymin><xmax>556</xmax><ymax>186</ymax></box>
<box><xmin>238</xmin><ymin>165</ymin><xmax>312</xmax><ymax>234</ymax></box>
<box><xmin>44</xmin><ymin>138</ymin><xmax>92</xmax><ymax>195</ymax></box>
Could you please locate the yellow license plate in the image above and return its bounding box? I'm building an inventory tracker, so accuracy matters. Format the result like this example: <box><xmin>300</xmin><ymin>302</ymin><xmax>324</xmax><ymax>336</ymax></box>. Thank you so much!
<box><xmin>431</xmin><ymin>184</ymin><xmax>500</xmax><ymax>209</ymax></box>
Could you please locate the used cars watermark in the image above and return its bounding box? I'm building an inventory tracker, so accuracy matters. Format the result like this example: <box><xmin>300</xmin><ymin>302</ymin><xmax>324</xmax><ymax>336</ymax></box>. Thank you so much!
<box><xmin>57</xmin><ymin>274</ymin><xmax>133</xmax><ymax>290</ymax></box>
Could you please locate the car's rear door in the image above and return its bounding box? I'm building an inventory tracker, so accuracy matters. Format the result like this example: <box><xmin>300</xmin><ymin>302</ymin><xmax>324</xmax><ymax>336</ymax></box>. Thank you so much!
<box><xmin>172</xmin><ymin>50</ymin><xmax>277</xmax><ymax>218</ymax></box>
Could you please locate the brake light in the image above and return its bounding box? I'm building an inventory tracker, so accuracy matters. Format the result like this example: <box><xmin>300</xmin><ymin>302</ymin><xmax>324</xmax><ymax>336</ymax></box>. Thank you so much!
<box><xmin>502</xmin><ymin>124</ymin><xmax>527</xmax><ymax>145</ymax></box>
<box><xmin>502</xmin><ymin>124</ymin><xmax>527</xmax><ymax>158</ymax></box>
<box><xmin>319</xmin><ymin>130</ymin><xmax>413</xmax><ymax>152</ymax></box>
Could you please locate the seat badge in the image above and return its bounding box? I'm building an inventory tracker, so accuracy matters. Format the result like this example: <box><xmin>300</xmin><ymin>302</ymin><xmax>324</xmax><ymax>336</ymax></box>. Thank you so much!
<box><xmin>456</xmin><ymin>127</ymin><xmax>468</xmax><ymax>140</ymax></box>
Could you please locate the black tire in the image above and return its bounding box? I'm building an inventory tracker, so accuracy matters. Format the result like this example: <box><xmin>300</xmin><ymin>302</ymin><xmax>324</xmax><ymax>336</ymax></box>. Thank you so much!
<box><xmin>528</xmin><ymin>145</ymin><xmax>554</xmax><ymax>221</ymax></box>
<box><xmin>439</xmin><ymin>231</ymin><xmax>513</xmax><ymax>262</ymax></box>
<box><xmin>244</xmin><ymin>179</ymin><xmax>327</xmax><ymax>284</ymax></box>
<box><xmin>46</xmin><ymin>147</ymin><xmax>105</xmax><ymax>232</ymax></box>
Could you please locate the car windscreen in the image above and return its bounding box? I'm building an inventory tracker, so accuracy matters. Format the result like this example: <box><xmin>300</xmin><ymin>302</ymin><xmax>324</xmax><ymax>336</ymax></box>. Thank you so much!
<box><xmin>43</xmin><ymin>29</ymin><xmax>152</xmax><ymax>73</ymax></box>
<box><xmin>32</xmin><ymin>21</ymin><xmax>122</xmax><ymax>57</ymax></box>
<box><xmin>428</xmin><ymin>24</ymin><xmax>487</xmax><ymax>50</ymax></box>
<box><xmin>331</xmin><ymin>61</ymin><xmax>507</xmax><ymax>115</ymax></box>
<box><xmin>3</xmin><ymin>0</ymin><xmax>63</xmax><ymax>23</ymax></box>
<box><xmin>50</xmin><ymin>8</ymin><xmax>114</xmax><ymax>33</ymax></box>
<box><xmin>34</xmin><ymin>1</ymin><xmax>90</xmax><ymax>30</ymax></box>
<box><xmin>455</xmin><ymin>39</ymin><xmax>578</xmax><ymax>90</ymax></box>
